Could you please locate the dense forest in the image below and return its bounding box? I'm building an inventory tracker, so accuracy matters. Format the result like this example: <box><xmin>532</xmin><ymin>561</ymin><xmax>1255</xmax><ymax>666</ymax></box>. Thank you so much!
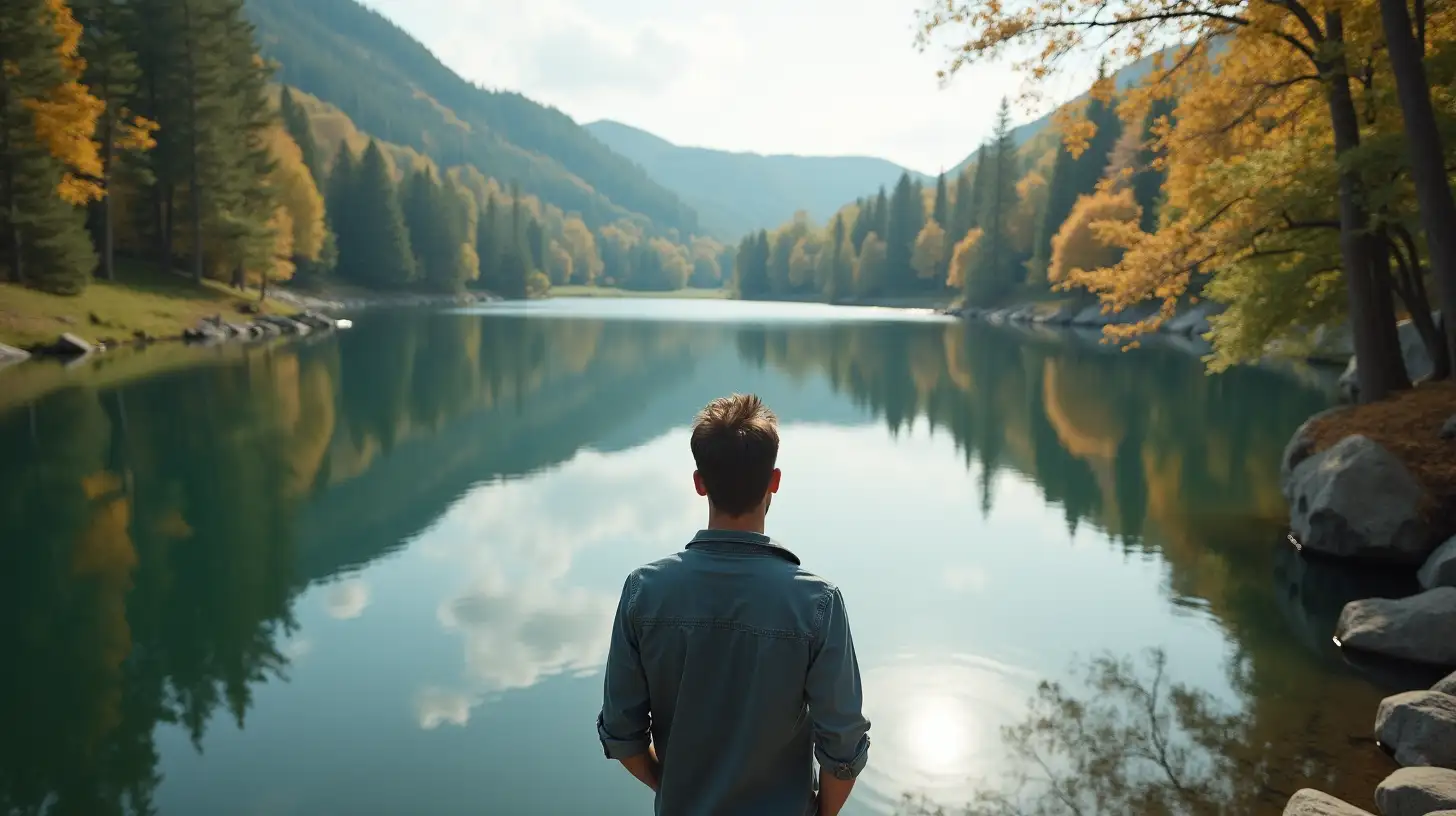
<box><xmin>743</xmin><ymin>1</ymin><xmax>1456</xmax><ymax>407</ymax></box>
<box><xmin>0</xmin><ymin>0</ymin><xmax>727</xmax><ymax>300</ymax></box>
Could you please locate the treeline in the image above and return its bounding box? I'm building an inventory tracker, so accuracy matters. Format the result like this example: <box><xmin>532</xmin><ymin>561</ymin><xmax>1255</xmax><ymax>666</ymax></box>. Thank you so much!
<box><xmin>734</xmin><ymin>85</ymin><xmax>1149</xmax><ymax>307</ymax></box>
<box><xmin>1</xmin><ymin>0</ymin><xmax>725</xmax><ymax>299</ymax></box>
<box><xmin>909</xmin><ymin>0</ymin><xmax>1456</xmax><ymax>406</ymax></box>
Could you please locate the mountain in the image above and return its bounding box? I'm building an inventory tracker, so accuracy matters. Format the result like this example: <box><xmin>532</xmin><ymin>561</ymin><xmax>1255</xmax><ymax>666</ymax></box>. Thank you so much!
<box><xmin>585</xmin><ymin>120</ymin><xmax>928</xmax><ymax>239</ymax></box>
<box><xmin>243</xmin><ymin>0</ymin><xmax>698</xmax><ymax>235</ymax></box>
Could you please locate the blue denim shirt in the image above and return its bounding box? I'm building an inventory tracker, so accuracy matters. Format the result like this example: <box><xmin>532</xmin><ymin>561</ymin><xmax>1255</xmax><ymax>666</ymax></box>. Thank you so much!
<box><xmin>597</xmin><ymin>530</ymin><xmax>871</xmax><ymax>815</ymax></box>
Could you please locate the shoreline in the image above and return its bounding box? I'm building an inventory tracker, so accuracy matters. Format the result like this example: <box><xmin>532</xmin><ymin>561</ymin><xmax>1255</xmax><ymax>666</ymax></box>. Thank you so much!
<box><xmin>1</xmin><ymin>286</ymin><xmax>501</xmax><ymax>372</ymax></box>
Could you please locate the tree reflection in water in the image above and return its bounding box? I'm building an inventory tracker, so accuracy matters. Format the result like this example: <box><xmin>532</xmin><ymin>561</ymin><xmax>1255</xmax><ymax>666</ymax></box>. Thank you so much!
<box><xmin>896</xmin><ymin>649</ymin><xmax>1251</xmax><ymax>816</ymax></box>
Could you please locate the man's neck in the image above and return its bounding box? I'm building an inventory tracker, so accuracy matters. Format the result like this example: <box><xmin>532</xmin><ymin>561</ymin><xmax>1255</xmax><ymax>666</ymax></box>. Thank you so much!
<box><xmin>705</xmin><ymin>512</ymin><xmax>766</xmax><ymax>535</ymax></box>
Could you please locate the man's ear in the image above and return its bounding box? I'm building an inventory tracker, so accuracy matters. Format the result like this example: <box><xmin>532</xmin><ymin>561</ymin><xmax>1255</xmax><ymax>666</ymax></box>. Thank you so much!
<box><xmin>768</xmin><ymin>468</ymin><xmax>781</xmax><ymax>494</ymax></box>
<box><xmin>693</xmin><ymin>470</ymin><xmax>709</xmax><ymax>497</ymax></box>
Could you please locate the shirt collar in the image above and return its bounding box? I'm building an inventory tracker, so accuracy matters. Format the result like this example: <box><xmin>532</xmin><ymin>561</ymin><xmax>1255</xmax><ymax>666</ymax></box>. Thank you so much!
<box><xmin>687</xmin><ymin>529</ymin><xmax>801</xmax><ymax>565</ymax></box>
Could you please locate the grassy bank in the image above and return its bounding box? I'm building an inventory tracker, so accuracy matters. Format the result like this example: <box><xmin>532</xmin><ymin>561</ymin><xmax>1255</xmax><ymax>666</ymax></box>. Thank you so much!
<box><xmin>549</xmin><ymin>285</ymin><xmax>731</xmax><ymax>300</ymax></box>
<box><xmin>0</xmin><ymin>263</ymin><xmax>298</xmax><ymax>348</ymax></box>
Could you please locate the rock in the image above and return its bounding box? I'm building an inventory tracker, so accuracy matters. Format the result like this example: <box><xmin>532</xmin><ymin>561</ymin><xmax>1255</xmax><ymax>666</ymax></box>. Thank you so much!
<box><xmin>88</xmin><ymin>311</ymin><xmax>103</xmax><ymax>325</ymax></box>
<box><xmin>1375</xmin><ymin>767</ymin><xmax>1456</xmax><ymax>816</ymax></box>
<box><xmin>0</xmin><ymin>342</ymin><xmax>31</xmax><ymax>366</ymax></box>
<box><xmin>1340</xmin><ymin>313</ymin><xmax>1442</xmax><ymax>403</ymax></box>
<box><xmin>1441</xmin><ymin>416</ymin><xmax>1456</xmax><ymax>441</ymax></box>
<box><xmin>1377</xmin><ymin>690</ymin><xmax>1456</xmax><ymax>769</ymax></box>
<box><xmin>1336</xmin><ymin>588</ymin><xmax>1456</xmax><ymax>666</ymax></box>
<box><xmin>1281</xmin><ymin>407</ymin><xmax>1349</xmax><ymax>499</ymax></box>
<box><xmin>1310</xmin><ymin>323</ymin><xmax>1357</xmax><ymax>363</ymax></box>
<box><xmin>1285</xmin><ymin>789</ymin><xmax>1376</xmax><ymax>815</ymax></box>
<box><xmin>1286</xmin><ymin>435</ymin><xmax>1431</xmax><ymax>563</ymax></box>
<box><xmin>1165</xmin><ymin>302</ymin><xmax>1220</xmax><ymax>337</ymax></box>
<box><xmin>54</xmin><ymin>332</ymin><xmax>93</xmax><ymax>357</ymax></box>
<box><xmin>1420</xmin><ymin>537</ymin><xmax>1456</xmax><ymax>590</ymax></box>
<box><xmin>1071</xmin><ymin>304</ymin><xmax>1109</xmax><ymax>327</ymax></box>
<box><xmin>1340</xmin><ymin>357</ymin><xmax>1360</xmax><ymax>404</ymax></box>
<box><xmin>1437</xmin><ymin>672</ymin><xmax>1456</xmax><ymax>696</ymax></box>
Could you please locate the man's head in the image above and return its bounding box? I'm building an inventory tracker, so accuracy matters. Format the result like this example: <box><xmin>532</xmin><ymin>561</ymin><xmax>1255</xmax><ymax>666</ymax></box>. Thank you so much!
<box><xmin>690</xmin><ymin>393</ymin><xmax>780</xmax><ymax>519</ymax></box>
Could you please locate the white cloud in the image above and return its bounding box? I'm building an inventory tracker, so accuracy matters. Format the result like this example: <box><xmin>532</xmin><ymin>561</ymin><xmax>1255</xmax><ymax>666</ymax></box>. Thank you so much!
<box><xmin>358</xmin><ymin>0</ymin><xmax>1101</xmax><ymax>173</ymax></box>
<box><xmin>415</xmin><ymin>687</ymin><xmax>473</xmax><ymax>730</ymax></box>
<box><xmin>412</xmin><ymin>434</ymin><xmax>701</xmax><ymax>728</ymax></box>
<box><xmin>323</xmin><ymin>578</ymin><xmax>371</xmax><ymax>620</ymax></box>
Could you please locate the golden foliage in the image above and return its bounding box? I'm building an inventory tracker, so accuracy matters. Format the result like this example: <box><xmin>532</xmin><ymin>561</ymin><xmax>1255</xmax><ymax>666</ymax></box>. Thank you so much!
<box><xmin>266</xmin><ymin>126</ymin><xmax>327</xmax><ymax>262</ymax></box>
<box><xmin>946</xmin><ymin>228</ymin><xmax>984</xmax><ymax>290</ymax></box>
<box><xmin>27</xmin><ymin>0</ymin><xmax>105</xmax><ymax>204</ymax></box>
<box><xmin>1050</xmin><ymin>188</ymin><xmax>1140</xmax><ymax>286</ymax></box>
<box><xmin>911</xmin><ymin>219</ymin><xmax>948</xmax><ymax>279</ymax></box>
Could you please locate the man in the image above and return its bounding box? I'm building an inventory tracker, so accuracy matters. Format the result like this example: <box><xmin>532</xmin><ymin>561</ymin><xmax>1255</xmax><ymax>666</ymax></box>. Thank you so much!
<box><xmin>597</xmin><ymin>393</ymin><xmax>871</xmax><ymax>816</ymax></box>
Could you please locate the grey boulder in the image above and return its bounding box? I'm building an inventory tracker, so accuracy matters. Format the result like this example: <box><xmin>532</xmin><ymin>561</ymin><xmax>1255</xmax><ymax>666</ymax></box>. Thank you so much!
<box><xmin>1284</xmin><ymin>789</ymin><xmax>1375</xmax><ymax>815</ymax></box>
<box><xmin>0</xmin><ymin>342</ymin><xmax>30</xmax><ymax>368</ymax></box>
<box><xmin>1441</xmin><ymin>416</ymin><xmax>1456</xmax><ymax>441</ymax></box>
<box><xmin>1336</xmin><ymin>588</ymin><xmax>1456</xmax><ymax>666</ymax></box>
<box><xmin>1420</xmin><ymin>537</ymin><xmax>1456</xmax><ymax>590</ymax></box>
<box><xmin>1285</xmin><ymin>435</ymin><xmax>1431</xmax><ymax>563</ymax></box>
<box><xmin>1376</xmin><ymin>690</ymin><xmax>1456</xmax><ymax>769</ymax></box>
<box><xmin>1435</xmin><ymin>671</ymin><xmax>1456</xmax><ymax>696</ymax></box>
<box><xmin>1281</xmin><ymin>407</ymin><xmax>1348</xmax><ymax>499</ymax></box>
<box><xmin>1376</xmin><ymin>767</ymin><xmax>1456</xmax><ymax>816</ymax></box>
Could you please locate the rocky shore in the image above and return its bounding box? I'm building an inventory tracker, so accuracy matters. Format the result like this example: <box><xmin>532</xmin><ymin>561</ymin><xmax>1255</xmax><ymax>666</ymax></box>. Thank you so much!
<box><xmin>949</xmin><ymin>299</ymin><xmax>1221</xmax><ymax>338</ymax></box>
<box><xmin>0</xmin><ymin>287</ymin><xmax>498</xmax><ymax>371</ymax></box>
<box><xmin>1279</xmin><ymin>382</ymin><xmax>1456</xmax><ymax>814</ymax></box>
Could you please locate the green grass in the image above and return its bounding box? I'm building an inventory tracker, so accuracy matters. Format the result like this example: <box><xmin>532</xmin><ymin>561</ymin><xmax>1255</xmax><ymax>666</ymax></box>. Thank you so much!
<box><xmin>549</xmin><ymin>284</ymin><xmax>732</xmax><ymax>300</ymax></box>
<box><xmin>0</xmin><ymin>261</ymin><xmax>298</xmax><ymax>348</ymax></box>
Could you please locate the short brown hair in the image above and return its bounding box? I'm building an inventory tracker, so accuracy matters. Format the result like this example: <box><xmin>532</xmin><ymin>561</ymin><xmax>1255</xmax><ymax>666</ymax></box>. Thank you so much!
<box><xmin>690</xmin><ymin>394</ymin><xmax>779</xmax><ymax>516</ymax></box>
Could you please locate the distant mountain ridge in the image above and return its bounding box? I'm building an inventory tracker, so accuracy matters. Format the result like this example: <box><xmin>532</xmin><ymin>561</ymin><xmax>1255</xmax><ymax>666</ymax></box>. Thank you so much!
<box><xmin>243</xmin><ymin>0</ymin><xmax>698</xmax><ymax>235</ymax></box>
<box><xmin>585</xmin><ymin>120</ymin><xmax>929</xmax><ymax>239</ymax></box>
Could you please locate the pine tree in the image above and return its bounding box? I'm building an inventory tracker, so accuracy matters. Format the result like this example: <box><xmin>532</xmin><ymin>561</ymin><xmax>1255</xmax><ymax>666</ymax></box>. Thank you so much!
<box><xmin>886</xmin><ymin>172</ymin><xmax>926</xmax><ymax>292</ymax></box>
<box><xmin>402</xmin><ymin>167</ymin><xmax>469</xmax><ymax>293</ymax></box>
<box><xmin>475</xmin><ymin>194</ymin><xmax>500</xmax><ymax>292</ymax></box>
<box><xmin>1035</xmin><ymin>75</ymin><xmax>1123</xmax><ymax>273</ymax></box>
<box><xmin>850</xmin><ymin>198</ymin><xmax>871</xmax><ymax>252</ymax></box>
<box><xmin>735</xmin><ymin>230</ymin><xmax>771</xmax><ymax>298</ymax></box>
<box><xmin>325</xmin><ymin>143</ymin><xmax>357</xmax><ymax>261</ymax></box>
<box><xmin>967</xmin><ymin>99</ymin><xmax>1021</xmax><ymax>305</ymax></box>
<box><xmin>0</xmin><ymin>0</ymin><xmax>99</xmax><ymax>293</ymax></box>
<box><xmin>75</xmin><ymin>0</ymin><xmax>155</xmax><ymax>282</ymax></box>
<box><xmin>831</xmin><ymin>215</ymin><xmax>854</xmax><ymax>303</ymax></box>
<box><xmin>932</xmin><ymin>174</ymin><xmax>949</xmax><ymax>233</ymax></box>
<box><xmin>950</xmin><ymin>170</ymin><xmax>975</xmax><ymax>242</ymax></box>
<box><xmin>278</xmin><ymin>86</ymin><xmax>321</xmax><ymax>184</ymax></box>
<box><xmin>872</xmin><ymin>187</ymin><xmax>889</xmax><ymax>237</ymax></box>
<box><xmin>1132</xmin><ymin>96</ymin><xmax>1176</xmax><ymax>233</ymax></box>
<box><xmin>500</xmin><ymin>183</ymin><xmax>529</xmax><ymax>298</ymax></box>
<box><xmin>343</xmin><ymin>140</ymin><xmax>414</xmax><ymax>288</ymax></box>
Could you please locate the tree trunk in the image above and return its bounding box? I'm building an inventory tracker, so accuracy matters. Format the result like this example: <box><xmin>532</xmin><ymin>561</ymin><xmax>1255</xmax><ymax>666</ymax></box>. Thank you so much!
<box><xmin>1389</xmin><ymin>228</ymin><xmax>1451</xmax><ymax>378</ymax></box>
<box><xmin>1322</xmin><ymin>10</ymin><xmax>1410</xmax><ymax>402</ymax></box>
<box><xmin>161</xmin><ymin>187</ymin><xmax>174</xmax><ymax>274</ymax></box>
<box><xmin>183</xmin><ymin>0</ymin><xmax>203</xmax><ymax>284</ymax></box>
<box><xmin>101</xmin><ymin>110</ymin><xmax>116</xmax><ymax>282</ymax></box>
<box><xmin>1379</xmin><ymin>0</ymin><xmax>1456</xmax><ymax>371</ymax></box>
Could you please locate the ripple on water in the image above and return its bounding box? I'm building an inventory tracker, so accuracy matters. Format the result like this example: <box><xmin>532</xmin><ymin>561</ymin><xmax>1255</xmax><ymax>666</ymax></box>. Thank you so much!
<box><xmin>855</xmin><ymin>652</ymin><xmax>1038</xmax><ymax>814</ymax></box>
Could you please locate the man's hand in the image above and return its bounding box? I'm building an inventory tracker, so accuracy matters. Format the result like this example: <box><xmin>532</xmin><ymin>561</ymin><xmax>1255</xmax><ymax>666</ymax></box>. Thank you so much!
<box><xmin>617</xmin><ymin>745</ymin><xmax>662</xmax><ymax>793</ymax></box>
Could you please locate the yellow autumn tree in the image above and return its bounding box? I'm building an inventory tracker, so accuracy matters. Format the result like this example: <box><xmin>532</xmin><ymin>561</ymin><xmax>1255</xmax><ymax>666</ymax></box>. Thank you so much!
<box><xmin>947</xmin><ymin>228</ymin><xmax>984</xmax><ymax>291</ymax></box>
<box><xmin>28</xmin><ymin>0</ymin><xmax>105</xmax><ymax>205</ymax></box>
<box><xmin>911</xmin><ymin>220</ymin><xmax>947</xmax><ymax>280</ymax></box>
<box><xmin>266</xmin><ymin>126</ymin><xmax>327</xmax><ymax>263</ymax></box>
<box><xmin>1050</xmin><ymin>188</ymin><xmax>1140</xmax><ymax>287</ymax></box>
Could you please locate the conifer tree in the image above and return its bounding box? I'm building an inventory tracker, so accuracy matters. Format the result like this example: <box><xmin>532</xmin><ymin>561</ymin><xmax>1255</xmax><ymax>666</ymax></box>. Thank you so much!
<box><xmin>967</xmin><ymin>99</ymin><xmax>1021</xmax><ymax>304</ymax></box>
<box><xmin>0</xmin><ymin>0</ymin><xmax>100</xmax><ymax>293</ymax></box>
<box><xmin>831</xmin><ymin>214</ymin><xmax>854</xmax><ymax>303</ymax></box>
<box><xmin>343</xmin><ymin>140</ymin><xmax>414</xmax><ymax>288</ymax></box>
<box><xmin>872</xmin><ymin>187</ymin><xmax>890</xmax><ymax>237</ymax></box>
<box><xmin>850</xmin><ymin>198</ymin><xmax>871</xmax><ymax>252</ymax></box>
<box><xmin>1131</xmin><ymin>97</ymin><xmax>1175</xmax><ymax>233</ymax></box>
<box><xmin>886</xmin><ymin>172</ymin><xmax>926</xmax><ymax>291</ymax></box>
<box><xmin>950</xmin><ymin>170</ymin><xmax>975</xmax><ymax>243</ymax></box>
<box><xmin>75</xmin><ymin>0</ymin><xmax>155</xmax><ymax>282</ymax></box>
<box><xmin>499</xmin><ymin>183</ymin><xmax>529</xmax><ymax>298</ymax></box>
<box><xmin>278</xmin><ymin>86</ymin><xmax>322</xmax><ymax>184</ymax></box>
<box><xmin>402</xmin><ymin>167</ymin><xmax>470</xmax><ymax>293</ymax></box>
<box><xmin>475</xmin><ymin>194</ymin><xmax>501</xmax><ymax>292</ymax></box>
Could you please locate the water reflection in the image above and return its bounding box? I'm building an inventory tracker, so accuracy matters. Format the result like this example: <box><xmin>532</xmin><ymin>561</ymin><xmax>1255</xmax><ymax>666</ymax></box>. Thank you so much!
<box><xmin>0</xmin><ymin>303</ymin><xmax>1366</xmax><ymax>815</ymax></box>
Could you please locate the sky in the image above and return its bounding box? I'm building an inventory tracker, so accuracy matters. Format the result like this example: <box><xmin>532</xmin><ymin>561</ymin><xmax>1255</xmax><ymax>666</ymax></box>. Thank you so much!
<box><xmin>359</xmin><ymin>0</ymin><xmax>1100</xmax><ymax>175</ymax></box>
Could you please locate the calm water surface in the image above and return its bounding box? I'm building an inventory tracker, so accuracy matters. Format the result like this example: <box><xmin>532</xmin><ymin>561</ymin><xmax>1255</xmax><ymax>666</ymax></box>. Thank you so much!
<box><xmin>0</xmin><ymin>299</ymin><xmax>1414</xmax><ymax>815</ymax></box>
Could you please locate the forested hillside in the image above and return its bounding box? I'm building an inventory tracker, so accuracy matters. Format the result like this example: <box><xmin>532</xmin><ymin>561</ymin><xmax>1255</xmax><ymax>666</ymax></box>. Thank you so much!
<box><xmin>733</xmin><ymin>86</ymin><xmax>1142</xmax><ymax>309</ymax></box>
<box><xmin>586</xmin><ymin>120</ymin><xmax>928</xmax><ymax>239</ymax></box>
<box><xmin>243</xmin><ymin>0</ymin><xmax>698</xmax><ymax>236</ymax></box>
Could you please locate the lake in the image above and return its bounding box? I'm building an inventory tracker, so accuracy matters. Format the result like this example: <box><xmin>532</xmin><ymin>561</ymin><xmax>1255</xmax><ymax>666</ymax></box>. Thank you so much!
<box><xmin>0</xmin><ymin>298</ymin><xmax>1415</xmax><ymax>815</ymax></box>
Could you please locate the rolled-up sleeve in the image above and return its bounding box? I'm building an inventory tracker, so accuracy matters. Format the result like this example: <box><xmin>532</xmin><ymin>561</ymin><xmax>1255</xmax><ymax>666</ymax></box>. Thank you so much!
<box><xmin>597</xmin><ymin>572</ymin><xmax>651</xmax><ymax>760</ymax></box>
<box><xmin>806</xmin><ymin>586</ymin><xmax>871</xmax><ymax>779</ymax></box>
